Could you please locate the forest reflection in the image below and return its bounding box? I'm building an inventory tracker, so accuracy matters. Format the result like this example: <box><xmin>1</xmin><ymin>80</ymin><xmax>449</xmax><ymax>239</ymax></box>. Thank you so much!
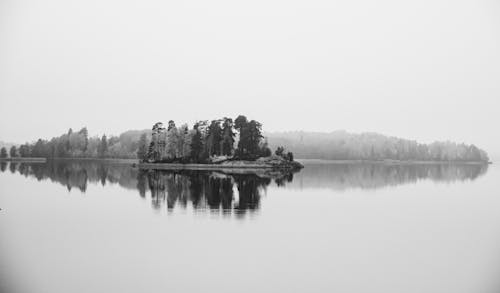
<box><xmin>2</xmin><ymin>161</ymin><xmax>293</xmax><ymax>215</ymax></box>
<box><xmin>1</xmin><ymin>161</ymin><xmax>489</xmax><ymax>213</ymax></box>
<box><xmin>286</xmin><ymin>162</ymin><xmax>489</xmax><ymax>191</ymax></box>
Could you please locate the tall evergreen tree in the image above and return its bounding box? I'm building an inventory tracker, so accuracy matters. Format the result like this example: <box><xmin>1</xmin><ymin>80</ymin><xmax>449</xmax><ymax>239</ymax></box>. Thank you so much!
<box><xmin>166</xmin><ymin>126</ymin><xmax>180</xmax><ymax>159</ymax></box>
<box><xmin>234</xmin><ymin>115</ymin><xmax>249</xmax><ymax>156</ymax></box>
<box><xmin>180</xmin><ymin>125</ymin><xmax>192</xmax><ymax>159</ymax></box>
<box><xmin>149</xmin><ymin>122</ymin><xmax>164</xmax><ymax>161</ymax></box>
<box><xmin>247</xmin><ymin>120</ymin><xmax>263</xmax><ymax>155</ymax></box>
<box><xmin>234</xmin><ymin>116</ymin><xmax>262</xmax><ymax>158</ymax></box>
<box><xmin>221</xmin><ymin>117</ymin><xmax>235</xmax><ymax>156</ymax></box>
<box><xmin>79</xmin><ymin>127</ymin><xmax>89</xmax><ymax>152</ymax></box>
<box><xmin>206</xmin><ymin>120</ymin><xmax>222</xmax><ymax>156</ymax></box>
<box><xmin>66</xmin><ymin>128</ymin><xmax>73</xmax><ymax>154</ymax></box>
<box><xmin>190</xmin><ymin>125</ymin><xmax>203</xmax><ymax>162</ymax></box>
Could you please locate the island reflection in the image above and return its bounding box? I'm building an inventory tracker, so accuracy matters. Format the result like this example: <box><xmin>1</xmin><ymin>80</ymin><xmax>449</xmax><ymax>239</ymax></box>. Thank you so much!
<box><xmin>2</xmin><ymin>161</ymin><xmax>489</xmax><ymax>213</ymax></box>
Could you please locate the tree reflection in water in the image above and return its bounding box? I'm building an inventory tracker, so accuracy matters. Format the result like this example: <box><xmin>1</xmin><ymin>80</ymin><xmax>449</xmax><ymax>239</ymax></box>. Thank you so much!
<box><xmin>142</xmin><ymin>170</ymin><xmax>272</xmax><ymax>215</ymax></box>
<box><xmin>0</xmin><ymin>160</ymin><xmax>489</xmax><ymax>214</ymax></box>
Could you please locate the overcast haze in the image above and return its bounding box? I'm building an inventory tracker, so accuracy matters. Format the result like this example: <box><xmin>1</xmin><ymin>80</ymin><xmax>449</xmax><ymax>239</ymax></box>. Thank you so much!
<box><xmin>0</xmin><ymin>0</ymin><xmax>499</xmax><ymax>158</ymax></box>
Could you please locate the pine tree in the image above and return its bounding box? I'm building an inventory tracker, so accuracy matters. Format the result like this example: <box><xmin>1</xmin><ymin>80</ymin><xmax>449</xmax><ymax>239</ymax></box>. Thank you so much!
<box><xmin>150</xmin><ymin>122</ymin><xmax>165</xmax><ymax>161</ymax></box>
<box><xmin>190</xmin><ymin>126</ymin><xmax>203</xmax><ymax>162</ymax></box>
<box><xmin>181</xmin><ymin>125</ymin><xmax>192</xmax><ymax>159</ymax></box>
<box><xmin>79</xmin><ymin>127</ymin><xmax>89</xmax><ymax>152</ymax></box>
<box><xmin>166</xmin><ymin>126</ymin><xmax>179</xmax><ymax>159</ymax></box>
<box><xmin>206</xmin><ymin>120</ymin><xmax>222</xmax><ymax>156</ymax></box>
<box><xmin>221</xmin><ymin>117</ymin><xmax>235</xmax><ymax>156</ymax></box>
<box><xmin>234</xmin><ymin>115</ymin><xmax>249</xmax><ymax>156</ymax></box>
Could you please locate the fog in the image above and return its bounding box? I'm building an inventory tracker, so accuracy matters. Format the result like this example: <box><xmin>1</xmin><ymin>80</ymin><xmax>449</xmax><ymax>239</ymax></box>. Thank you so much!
<box><xmin>0</xmin><ymin>0</ymin><xmax>499</xmax><ymax>158</ymax></box>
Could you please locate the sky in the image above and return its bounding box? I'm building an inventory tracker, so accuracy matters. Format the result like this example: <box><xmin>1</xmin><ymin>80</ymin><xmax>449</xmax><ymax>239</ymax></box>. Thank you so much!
<box><xmin>0</xmin><ymin>0</ymin><xmax>499</xmax><ymax>158</ymax></box>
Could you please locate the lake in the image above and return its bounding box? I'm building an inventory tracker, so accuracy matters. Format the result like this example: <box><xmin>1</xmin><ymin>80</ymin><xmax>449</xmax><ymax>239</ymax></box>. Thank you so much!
<box><xmin>0</xmin><ymin>160</ymin><xmax>499</xmax><ymax>293</ymax></box>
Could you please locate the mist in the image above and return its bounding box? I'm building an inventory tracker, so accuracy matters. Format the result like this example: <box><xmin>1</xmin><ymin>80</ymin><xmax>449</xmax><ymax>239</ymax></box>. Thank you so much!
<box><xmin>1</xmin><ymin>0</ymin><xmax>499</xmax><ymax>158</ymax></box>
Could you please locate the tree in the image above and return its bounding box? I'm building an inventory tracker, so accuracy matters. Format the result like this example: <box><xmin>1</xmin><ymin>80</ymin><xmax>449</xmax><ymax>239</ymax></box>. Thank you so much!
<box><xmin>32</xmin><ymin>139</ymin><xmax>45</xmax><ymax>157</ymax></box>
<box><xmin>221</xmin><ymin>117</ymin><xmax>235</xmax><ymax>156</ymax></box>
<box><xmin>190</xmin><ymin>124</ymin><xmax>204</xmax><ymax>162</ymax></box>
<box><xmin>167</xmin><ymin>120</ymin><xmax>176</xmax><ymax>131</ymax></box>
<box><xmin>19</xmin><ymin>144</ymin><xmax>31</xmax><ymax>157</ymax></box>
<box><xmin>166</xmin><ymin>126</ymin><xmax>180</xmax><ymax>159</ymax></box>
<box><xmin>148</xmin><ymin>122</ymin><xmax>165</xmax><ymax>162</ymax></box>
<box><xmin>247</xmin><ymin>120</ymin><xmax>263</xmax><ymax>155</ymax></box>
<box><xmin>275</xmin><ymin>146</ymin><xmax>285</xmax><ymax>157</ymax></box>
<box><xmin>234</xmin><ymin>115</ymin><xmax>249</xmax><ymax>156</ymax></box>
<box><xmin>78</xmin><ymin>127</ymin><xmax>89</xmax><ymax>152</ymax></box>
<box><xmin>10</xmin><ymin>146</ymin><xmax>18</xmax><ymax>157</ymax></box>
<box><xmin>0</xmin><ymin>147</ymin><xmax>7</xmax><ymax>158</ymax></box>
<box><xmin>260</xmin><ymin>141</ymin><xmax>272</xmax><ymax>157</ymax></box>
<box><xmin>66</xmin><ymin>128</ymin><xmax>73</xmax><ymax>153</ymax></box>
<box><xmin>234</xmin><ymin>115</ymin><xmax>248</xmax><ymax>131</ymax></box>
<box><xmin>98</xmin><ymin>135</ymin><xmax>108</xmax><ymax>158</ymax></box>
<box><xmin>137</xmin><ymin>133</ymin><xmax>148</xmax><ymax>162</ymax></box>
<box><xmin>206</xmin><ymin>120</ymin><xmax>222</xmax><ymax>156</ymax></box>
<box><xmin>234</xmin><ymin>116</ymin><xmax>264</xmax><ymax>159</ymax></box>
<box><xmin>181</xmin><ymin>125</ymin><xmax>192</xmax><ymax>159</ymax></box>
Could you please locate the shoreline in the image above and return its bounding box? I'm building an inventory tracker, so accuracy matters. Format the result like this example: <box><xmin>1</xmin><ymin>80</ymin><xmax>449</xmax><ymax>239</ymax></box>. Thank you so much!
<box><xmin>0</xmin><ymin>157</ymin><xmax>47</xmax><ymax>162</ymax></box>
<box><xmin>0</xmin><ymin>157</ymin><xmax>491</xmax><ymax>166</ymax></box>
<box><xmin>139</xmin><ymin>162</ymin><xmax>280</xmax><ymax>170</ymax></box>
<box><xmin>296</xmin><ymin>159</ymin><xmax>492</xmax><ymax>165</ymax></box>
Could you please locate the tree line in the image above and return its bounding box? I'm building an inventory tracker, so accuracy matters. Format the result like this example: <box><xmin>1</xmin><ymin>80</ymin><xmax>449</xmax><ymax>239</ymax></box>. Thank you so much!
<box><xmin>266</xmin><ymin>131</ymin><xmax>490</xmax><ymax>162</ymax></box>
<box><xmin>3</xmin><ymin>115</ymin><xmax>294</xmax><ymax>162</ymax></box>
<box><xmin>3</xmin><ymin>123</ymin><xmax>489</xmax><ymax>163</ymax></box>
<box><xmin>2</xmin><ymin>128</ymin><xmax>149</xmax><ymax>159</ymax></box>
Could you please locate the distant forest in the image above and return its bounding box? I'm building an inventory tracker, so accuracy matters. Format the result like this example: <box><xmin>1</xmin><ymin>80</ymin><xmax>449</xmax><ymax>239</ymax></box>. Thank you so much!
<box><xmin>1</xmin><ymin>125</ymin><xmax>490</xmax><ymax>163</ymax></box>
<box><xmin>266</xmin><ymin>131</ymin><xmax>489</xmax><ymax>162</ymax></box>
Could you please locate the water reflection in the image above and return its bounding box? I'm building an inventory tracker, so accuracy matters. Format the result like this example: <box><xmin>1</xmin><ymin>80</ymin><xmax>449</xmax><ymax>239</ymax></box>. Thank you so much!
<box><xmin>144</xmin><ymin>170</ymin><xmax>273</xmax><ymax>214</ymax></box>
<box><xmin>1</xmin><ymin>161</ymin><xmax>489</xmax><ymax>213</ymax></box>
<box><xmin>3</xmin><ymin>161</ymin><xmax>293</xmax><ymax>215</ymax></box>
<box><xmin>287</xmin><ymin>162</ymin><xmax>489</xmax><ymax>191</ymax></box>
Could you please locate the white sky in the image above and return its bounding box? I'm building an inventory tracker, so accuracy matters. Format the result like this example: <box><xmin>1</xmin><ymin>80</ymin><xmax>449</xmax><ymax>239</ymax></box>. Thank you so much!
<box><xmin>0</xmin><ymin>0</ymin><xmax>499</xmax><ymax>158</ymax></box>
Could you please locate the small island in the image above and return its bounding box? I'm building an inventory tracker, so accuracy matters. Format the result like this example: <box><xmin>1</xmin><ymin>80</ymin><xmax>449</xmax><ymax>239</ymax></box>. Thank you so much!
<box><xmin>136</xmin><ymin>115</ymin><xmax>304</xmax><ymax>171</ymax></box>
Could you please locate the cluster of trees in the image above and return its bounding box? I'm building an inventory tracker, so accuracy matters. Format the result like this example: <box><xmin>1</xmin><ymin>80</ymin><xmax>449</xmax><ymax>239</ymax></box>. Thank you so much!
<box><xmin>140</xmin><ymin>115</ymin><xmax>273</xmax><ymax>163</ymax></box>
<box><xmin>1</xmin><ymin>145</ymin><xmax>24</xmax><ymax>158</ymax></box>
<box><xmin>274</xmin><ymin>146</ymin><xmax>294</xmax><ymax>161</ymax></box>
<box><xmin>7</xmin><ymin>128</ymin><xmax>149</xmax><ymax>159</ymax></box>
<box><xmin>266</xmin><ymin>131</ymin><xmax>490</xmax><ymax>162</ymax></box>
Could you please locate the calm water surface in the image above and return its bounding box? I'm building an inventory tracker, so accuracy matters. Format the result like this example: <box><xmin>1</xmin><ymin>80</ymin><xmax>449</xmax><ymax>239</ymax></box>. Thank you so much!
<box><xmin>0</xmin><ymin>161</ymin><xmax>499</xmax><ymax>293</ymax></box>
